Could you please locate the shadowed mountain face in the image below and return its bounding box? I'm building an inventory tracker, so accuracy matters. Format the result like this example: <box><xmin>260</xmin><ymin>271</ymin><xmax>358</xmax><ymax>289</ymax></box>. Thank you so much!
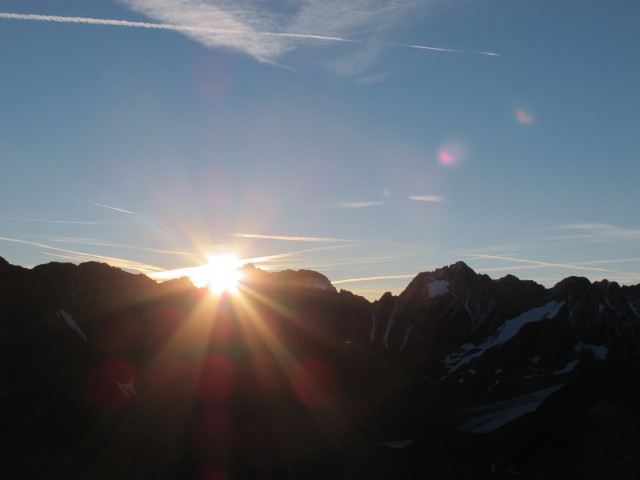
<box><xmin>1</xmin><ymin>256</ymin><xmax>639</xmax><ymax>479</ymax></box>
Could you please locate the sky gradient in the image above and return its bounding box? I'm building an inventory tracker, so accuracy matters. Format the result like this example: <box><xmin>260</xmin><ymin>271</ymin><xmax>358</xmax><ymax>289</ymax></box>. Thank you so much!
<box><xmin>1</xmin><ymin>0</ymin><xmax>639</xmax><ymax>299</ymax></box>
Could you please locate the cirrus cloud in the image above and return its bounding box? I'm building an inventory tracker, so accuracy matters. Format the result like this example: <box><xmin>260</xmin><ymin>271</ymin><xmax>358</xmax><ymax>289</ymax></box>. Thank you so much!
<box><xmin>409</xmin><ymin>195</ymin><xmax>444</xmax><ymax>203</ymax></box>
<box><xmin>0</xmin><ymin>2</ymin><xmax>499</xmax><ymax>69</ymax></box>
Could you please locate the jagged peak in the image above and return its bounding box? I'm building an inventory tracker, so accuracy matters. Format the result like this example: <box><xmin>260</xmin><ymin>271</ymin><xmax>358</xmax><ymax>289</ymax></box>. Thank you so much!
<box><xmin>448</xmin><ymin>260</ymin><xmax>475</xmax><ymax>275</ymax></box>
<box><xmin>594</xmin><ymin>279</ymin><xmax>619</xmax><ymax>288</ymax></box>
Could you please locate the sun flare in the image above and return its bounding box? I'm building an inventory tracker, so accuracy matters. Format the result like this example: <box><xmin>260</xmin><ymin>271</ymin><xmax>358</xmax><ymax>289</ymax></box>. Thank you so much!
<box><xmin>195</xmin><ymin>255</ymin><xmax>244</xmax><ymax>294</ymax></box>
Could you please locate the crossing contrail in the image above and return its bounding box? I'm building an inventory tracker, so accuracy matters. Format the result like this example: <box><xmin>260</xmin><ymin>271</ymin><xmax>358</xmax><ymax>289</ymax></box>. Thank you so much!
<box><xmin>0</xmin><ymin>12</ymin><xmax>499</xmax><ymax>56</ymax></box>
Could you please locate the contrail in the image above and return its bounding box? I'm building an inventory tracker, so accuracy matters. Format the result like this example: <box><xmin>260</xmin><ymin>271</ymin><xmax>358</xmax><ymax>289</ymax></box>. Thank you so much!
<box><xmin>0</xmin><ymin>12</ymin><xmax>358</xmax><ymax>42</ymax></box>
<box><xmin>0</xmin><ymin>12</ymin><xmax>499</xmax><ymax>56</ymax></box>
<box><xmin>333</xmin><ymin>274</ymin><xmax>415</xmax><ymax>284</ymax></box>
<box><xmin>1</xmin><ymin>217</ymin><xmax>121</xmax><ymax>225</ymax></box>
<box><xmin>232</xmin><ymin>233</ymin><xmax>352</xmax><ymax>243</ymax></box>
<box><xmin>90</xmin><ymin>202</ymin><xmax>134</xmax><ymax>214</ymax></box>
<box><xmin>402</xmin><ymin>43</ymin><xmax>499</xmax><ymax>56</ymax></box>
<box><xmin>465</xmin><ymin>254</ymin><xmax>615</xmax><ymax>273</ymax></box>
<box><xmin>0</xmin><ymin>12</ymin><xmax>209</xmax><ymax>31</ymax></box>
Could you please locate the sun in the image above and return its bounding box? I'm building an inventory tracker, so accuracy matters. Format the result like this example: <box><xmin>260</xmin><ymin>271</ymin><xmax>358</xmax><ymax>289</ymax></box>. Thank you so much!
<box><xmin>196</xmin><ymin>255</ymin><xmax>244</xmax><ymax>294</ymax></box>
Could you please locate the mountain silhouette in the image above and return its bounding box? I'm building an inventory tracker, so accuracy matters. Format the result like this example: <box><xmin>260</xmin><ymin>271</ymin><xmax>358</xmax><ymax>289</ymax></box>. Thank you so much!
<box><xmin>1</xmin><ymin>256</ymin><xmax>639</xmax><ymax>479</ymax></box>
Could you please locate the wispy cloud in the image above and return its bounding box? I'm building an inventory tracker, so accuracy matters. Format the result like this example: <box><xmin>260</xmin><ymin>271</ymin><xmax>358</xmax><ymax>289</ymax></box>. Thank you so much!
<box><xmin>466</xmin><ymin>254</ymin><xmax>615</xmax><ymax>274</ymax></box>
<box><xmin>0</xmin><ymin>217</ymin><xmax>122</xmax><ymax>225</ymax></box>
<box><xmin>319</xmin><ymin>198</ymin><xmax>386</xmax><ymax>209</ymax></box>
<box><xmin>339</xmin><ymin>201</ymin><xmax>385</xmax><ymax>208</ymax></box>
<box><xmin>401</xmin><ymin>43</ymin><xmax>499</xmax><ymax>56</ymax></box>
<box><xmin>355</xmin><ymin>72</ymin><xmax>393</xmax><ymax>86</ymax></box>
<box><xmin>1</xmin><ymin>2</ymin><xmax>498</xmax><ymax>65</ymax></box>
<box><xmin>332</xmin><ymin>273</ymin><xmax>415</xmax><ymax>285</ymax></box>
<box><xmin>90</xmin><ymin>202</ymin><xmax>134</xmax><ymax>214</ymax></box>
<box><xmin>575</xmin><ymin>257</ymin><xmax>640</xmax><ymax>266</ymax></box>
<box><xmin>0</xmin><ymin>11</ymin><xmax>351</xmax><ymax>63</ymax></box>
<box><xmin>232</xmin><ymin>233</ymin><xmax>352</xmax><ymax>243</ymax></box>
<box><xmin>47</xmin><ymin>236</ymin><xmax>196</xmax><ymax>256</ymax></box>
<box><xmin>555</xmin><ymin>224</ymin><xmax>640</xmax><ymax>242</ymax></box>
<box><xmin>409</xmin><ymin>195</ymin><xmax>444</xmax><ymax>203</ymax></box>
<box><xmin>300</xmin><ymin>255</ymin><xmax>403</xmax><ymax>271</ymax></box>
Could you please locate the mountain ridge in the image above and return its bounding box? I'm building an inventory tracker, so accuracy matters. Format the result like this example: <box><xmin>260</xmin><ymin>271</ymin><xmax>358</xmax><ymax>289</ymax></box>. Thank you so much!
<box><xmin>1</xmin><ymin>256</ymin><xmax>639</xmax><ymax>479</ymax></box>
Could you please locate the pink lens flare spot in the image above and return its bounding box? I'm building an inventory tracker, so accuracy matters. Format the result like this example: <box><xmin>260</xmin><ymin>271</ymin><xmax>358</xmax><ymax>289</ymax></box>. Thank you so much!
<box><xmin>437</xmin><ymin>141</ymin><xmax>467</xmax><ymax>167</ymax></box>
<box><xmin>289</xmin><ymin>357</ymin><xmax>338</xmax><ymax>410</ymax></box>
<box><xmin>85</xmin><ymin>359</ymin><xmax>138</xmax><ymax>411</ymax></box>
<box><xmin>195</xmin><ymin>354</ymin><xmax>237</xmax><ymax>404</ymax></box>
<box><xmin>439</xmin><ymin>150</ymin><xmax>455</xmax><ymax>165</ymax></box>
<box><xmin>516</xmin><ymin>108</ymin><xmax>534</xmax><ymax>124</ymax></box>
<box><xmin>192</xmin><ymin>408</ymin><xmax>236</xmax><ymax>465</ymax></box>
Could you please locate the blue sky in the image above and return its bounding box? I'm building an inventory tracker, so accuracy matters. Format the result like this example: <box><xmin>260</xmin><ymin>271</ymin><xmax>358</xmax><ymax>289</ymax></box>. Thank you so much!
<box><xmin>1</xmin><ymin>0</ymin><xmax>639</xmax><ymax>299</ymax></box>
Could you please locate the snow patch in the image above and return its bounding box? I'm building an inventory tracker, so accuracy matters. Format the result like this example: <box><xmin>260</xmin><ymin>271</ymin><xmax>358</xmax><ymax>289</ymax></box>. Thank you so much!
<box><xmin>378</xmin><ymin>439</ymin><xmax>413</xmax><ymax>448</ymax></box>
<box><xmin>442</xmin><ymin>302</ymin><xmax>564</xmax><ymax>375</ymax></box>
<box><xmin>57</xmin><ymin>310</ymin><xmax>87</xmax><ymax>341</ymax></box>
<box><xmin>491</xmin><ymin>301</ymin><xmax>564</xmax><ymax>346</ymax></box>
<box><xmin>554</xmin><ymin>359</ymin><xmax>579</xmax><ymax>374</ymax></box>
<box><xmin>443</xmin><ymin>343</ymin><xmax>486</xmax><ymax>373</ymax></box>
<box><xmin>457</xmin><ymin>385</ymin><xmax>564</xmax><ymax>433</ymax></box>
<box><xmin>369</xmin><ymin>310</ymin><xmax>378</xmax><ymax>343</ymax></box>
<box><xmin>383</xmin><ymin>304</ymin><xmax>400</xmax><ymax>349</ymax></box>
<box><xmin>115</xmin><ymin>376</ymin><xmax>137</xmax><ymax>399</ymax></box>
<box><xmin>427</xmin><ymin>280</ymin><xmax>450</xmax><ymax>298</ymax></box>
<box><xmin>628</xmin><ymin>301</ymin><xmax>640</xmax><ymax>321</ymax></box>
<box><xmin>575</xmin><ymin>344</ymin><xmax>608</xmax><ymax>360</ymax></box>
<box><xmin>399</xmin><ymin>325</ymin><xmax>414</xmax><ymax>352</ymax></box>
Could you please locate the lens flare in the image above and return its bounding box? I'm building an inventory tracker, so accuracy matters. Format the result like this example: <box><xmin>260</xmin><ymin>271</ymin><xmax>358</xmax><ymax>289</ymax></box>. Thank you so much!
<box><xmin>516</xmin><ymin>108</ymin><xmax>534</xmax><ymax>124</ymax></box>
<box><xmin>437</xmin><ymin>141</ymin><xmax>467</xmax><ymax>167</ymax></box>
<box><xmin>438</xmin><ymin>150</ymin><xmax>455</xmax><ymax>165</ymax></box>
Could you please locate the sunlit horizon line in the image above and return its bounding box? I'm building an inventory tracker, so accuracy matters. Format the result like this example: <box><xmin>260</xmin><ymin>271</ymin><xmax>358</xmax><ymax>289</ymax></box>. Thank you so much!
<box><xmin>0</xmin><ymin>11</ymin><xmax>499</xmax><ymax>57</ymax></box>
<box><xmin>0</xmin><ymin>236</ymin><xmax>164</xmax><ymax>274</ymax></box>
<box><xmin>40</xmin><ymin>252</ymin><xmax>161</xmax><ymax>274</ymax></box>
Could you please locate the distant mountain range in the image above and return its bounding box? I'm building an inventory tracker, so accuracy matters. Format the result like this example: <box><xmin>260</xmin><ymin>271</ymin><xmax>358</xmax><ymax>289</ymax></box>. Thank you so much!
<box><xmin>1</xmin><ymin>256</ymin><xmax>639</xmax><ymax>479</ymax></box>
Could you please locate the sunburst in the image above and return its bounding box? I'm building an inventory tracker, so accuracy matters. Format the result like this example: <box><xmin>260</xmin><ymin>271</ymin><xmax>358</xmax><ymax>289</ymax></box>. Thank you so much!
<box><xmin>199</xmin><ymin>255</ymin><xmax>244</xmax><ymax>294</ymax></box>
